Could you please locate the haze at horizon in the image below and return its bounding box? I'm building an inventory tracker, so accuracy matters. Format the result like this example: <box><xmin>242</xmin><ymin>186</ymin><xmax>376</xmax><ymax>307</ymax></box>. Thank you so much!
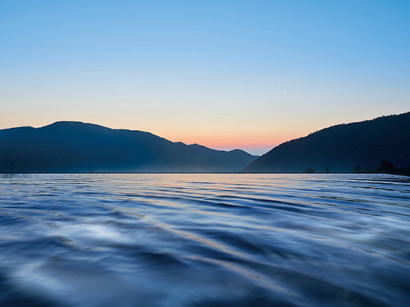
<box><xmin>1</xmin><ymin>0</ymin><xmax>409</xmax><ymax>155</ymax></box>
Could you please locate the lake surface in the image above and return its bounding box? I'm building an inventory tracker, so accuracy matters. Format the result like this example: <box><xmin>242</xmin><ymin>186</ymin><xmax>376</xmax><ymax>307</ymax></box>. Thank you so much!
<box><xmin>0</xmin><ymin>174</ymin><xmax>409</xmax><ymax>306</ymax></box>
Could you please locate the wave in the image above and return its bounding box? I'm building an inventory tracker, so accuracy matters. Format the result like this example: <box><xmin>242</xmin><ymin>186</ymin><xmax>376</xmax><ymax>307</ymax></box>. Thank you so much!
<box><xmin>0</xmin><ymin>174</ymin><xmax>409</xmax><ymax>306</ymax></box>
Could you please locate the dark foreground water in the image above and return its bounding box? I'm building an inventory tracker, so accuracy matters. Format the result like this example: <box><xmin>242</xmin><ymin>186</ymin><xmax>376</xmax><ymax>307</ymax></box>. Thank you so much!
<box><xmin>0</xmin><ymin>174</ymin><xmax>409</xmax><ymax>307</ymax></box>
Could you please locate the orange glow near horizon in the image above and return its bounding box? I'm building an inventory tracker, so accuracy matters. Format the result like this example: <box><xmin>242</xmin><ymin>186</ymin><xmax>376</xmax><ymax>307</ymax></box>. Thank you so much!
<box><xmin>163</xmin><ymin>133</ymin><xmax>303</xmax><ymax>155</ymax></box>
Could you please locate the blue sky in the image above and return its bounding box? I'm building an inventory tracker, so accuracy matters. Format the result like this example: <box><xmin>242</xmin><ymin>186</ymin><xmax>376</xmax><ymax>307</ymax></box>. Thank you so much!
<box><xmin>1</xmin><ymin>0</ymin><xmax>409</xmax><ymax>154</ymax></box>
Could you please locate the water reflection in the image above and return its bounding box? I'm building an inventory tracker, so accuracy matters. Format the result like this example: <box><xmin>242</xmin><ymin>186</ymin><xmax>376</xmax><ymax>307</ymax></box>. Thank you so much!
<box><xmin>0</xmin><ymin>174</ymin><xmax>409</xmax><ymax>306</ymax></box>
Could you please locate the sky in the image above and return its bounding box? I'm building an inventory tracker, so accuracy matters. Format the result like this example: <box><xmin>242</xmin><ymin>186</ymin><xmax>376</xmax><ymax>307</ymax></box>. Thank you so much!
<box><xmin>1</xmin><ymin>0</ymin><xmax>409</xmax><ymax>155</ymax></box>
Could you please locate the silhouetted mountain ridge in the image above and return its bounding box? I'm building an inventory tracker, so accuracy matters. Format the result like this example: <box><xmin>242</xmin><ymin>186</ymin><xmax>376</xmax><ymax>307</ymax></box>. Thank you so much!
<box><xmin>0</xmin><ymin>121</ymin><xmax>257</xmax><ymax>173</ymax></box>
<box><xmin>243</xmin><ymin>112</ymin><xmax>410</xmax><ymax>173</ymax></box>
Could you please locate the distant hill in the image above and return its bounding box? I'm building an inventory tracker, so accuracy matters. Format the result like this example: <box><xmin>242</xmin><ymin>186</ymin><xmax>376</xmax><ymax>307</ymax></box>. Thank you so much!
<box><xmin>0</xmin><ymin>121</ymin><xmax>257</xmax><ymax>173</ymax></box>
<box><xmin>243</xmin><ymin>112</ymin><xmax>410</xmax><ymax>173</ymax></box>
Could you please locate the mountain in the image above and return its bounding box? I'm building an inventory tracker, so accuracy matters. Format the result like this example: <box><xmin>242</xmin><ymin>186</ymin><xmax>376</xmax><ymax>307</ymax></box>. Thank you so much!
<box><xmin>243</xmin><ymin>112</ymin><xmax>410</xmax><ymax>173</ymax></box>
<box><xmin>0</xmin><ymin>121</ymin><xmax>258</xmax><ymax>173</ymax></box>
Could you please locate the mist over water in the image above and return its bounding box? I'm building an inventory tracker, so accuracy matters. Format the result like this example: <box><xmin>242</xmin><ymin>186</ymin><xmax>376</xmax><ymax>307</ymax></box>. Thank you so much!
<box><xmin>0</xmin><ymin>174</ymin><xmax>409</xmax><ymax>306</ymax></box>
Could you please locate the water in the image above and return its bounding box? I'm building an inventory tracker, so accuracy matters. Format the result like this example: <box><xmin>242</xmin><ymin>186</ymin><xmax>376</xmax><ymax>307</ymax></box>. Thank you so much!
<box><xmin>0</xmin><ymin>174</ymin><xmax>409</xmax><ymax>307</ymax></box>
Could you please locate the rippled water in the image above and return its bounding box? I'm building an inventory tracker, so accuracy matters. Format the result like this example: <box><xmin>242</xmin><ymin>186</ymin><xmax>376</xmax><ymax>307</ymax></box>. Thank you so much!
<box><xmin>0</xmin><ymin>174</ymin><xmax>409</xmax><ymax>306</ymax></box>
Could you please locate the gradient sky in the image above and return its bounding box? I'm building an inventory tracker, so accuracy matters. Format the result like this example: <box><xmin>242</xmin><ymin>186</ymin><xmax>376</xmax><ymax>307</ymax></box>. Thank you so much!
<box><xmin>1</xmin><ymin>0</ymin><xmax>409</xmax><ymax>154</ymax></box>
